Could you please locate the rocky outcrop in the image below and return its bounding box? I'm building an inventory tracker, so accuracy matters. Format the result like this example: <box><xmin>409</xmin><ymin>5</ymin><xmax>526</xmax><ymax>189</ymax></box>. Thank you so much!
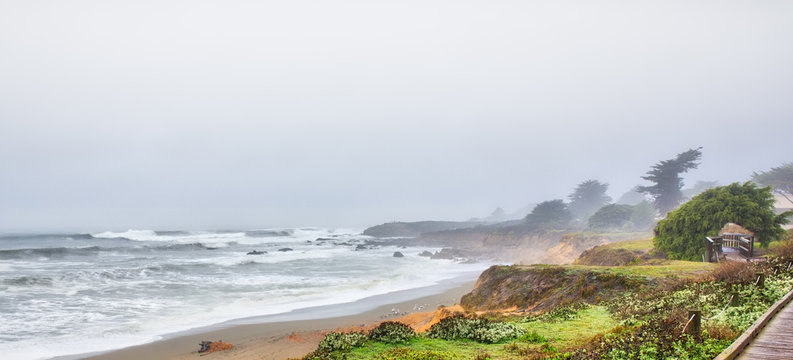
<box><xmin>408</xmin><ymin>225</ymin><xmax>567</xmax><ymax>263</ymax></box>
<box><xmin>575</xmin><ymin>247</ymin><xmax>643</xmax><ymax>266</ymax></box>
<box><xmin>538</xmin><ymin>232</ymin><xmax>654</xmax><ymax>265</ymax></box>
<box><xmin>574</xmin><ymin>237</ymin><xmax>654</xmax><ymax>266</ymax></box>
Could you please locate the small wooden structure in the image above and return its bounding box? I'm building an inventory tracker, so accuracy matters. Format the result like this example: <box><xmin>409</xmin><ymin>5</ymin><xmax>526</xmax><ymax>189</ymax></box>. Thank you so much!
<box><xmin>705</xmin><ymin>233</ymin><xmax>754</xmax><ymax>262</ymax></box>
<box><xmin>705</xmin><ymin>236</ymin><xmax>723</xmax><ymax>262</ymax></box>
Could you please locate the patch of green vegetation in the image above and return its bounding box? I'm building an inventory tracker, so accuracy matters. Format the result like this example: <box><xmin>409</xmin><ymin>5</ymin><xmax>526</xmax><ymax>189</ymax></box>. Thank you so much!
<box><xmin>768</xmin><ymin>240</ymin><xmax>786</xmax><ymax>251</ymax></box>
<box><xmin>562</xmin><ymin>231</ymin><xmax>652</xmax><ymax>243</ymax></box>
<box><xmin>346</xmin><ymin>337</ymin><xmax>496</xmax><ymax>359</ymax></box>
<box><xmin>426</xmin><ymin>314</ymin><xmax>526</xmax><ymax>343</ymax></box>
<box><xmin>307</xmin><ymin>249</ymin><xmax>793</xmax><ymax>359</ymax></box>
<box><xmin>602</xmin><ymin>238</ymin><xmax>654</xmax><ymax>251</ymax></box>
<box><xmin>571</xmin><ymin>273</ymin><xmax>793</xmax><ymax>359</ymax></box>
<box><xmin>566</xmin><ymin>260</ymin><xmax>715</xmax><ymax>278</ymax></box>
<box><xmin>335</xmin><ymin>305</ymin><xmax>618</xmax><ymax>360</ymax></box>
<box><xmin>369</xmin><ymin>321</ymin><xmax>415</xmax><ymax>344</ymax></box>
<box><xmin>521</xmin><ymin>305</ymin><xmax>618</xmax><ymax>348</ymax></box>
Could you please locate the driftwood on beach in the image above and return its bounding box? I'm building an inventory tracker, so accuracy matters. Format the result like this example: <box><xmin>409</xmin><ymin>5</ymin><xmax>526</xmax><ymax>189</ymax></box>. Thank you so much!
<box><xmin>198</xmin><ymin>340</ymin><xmax>233</xmax><ymax>354</ymax></box>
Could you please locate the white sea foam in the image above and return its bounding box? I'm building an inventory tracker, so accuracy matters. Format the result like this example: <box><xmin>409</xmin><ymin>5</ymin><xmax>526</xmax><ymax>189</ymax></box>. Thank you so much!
<box><xmin>92</xmin><ymin>229</ymin><xmax>249</xmax><ymax>243</ymax></box>
<box><xmin>92</xmin><ymin>229</ymin><xmax>159</xmax><ymax>240</ymax></box>
<box><xmin>0</xmin><ymin>228</ymin><xmax>487</xmax><ymax>360</ymax></box>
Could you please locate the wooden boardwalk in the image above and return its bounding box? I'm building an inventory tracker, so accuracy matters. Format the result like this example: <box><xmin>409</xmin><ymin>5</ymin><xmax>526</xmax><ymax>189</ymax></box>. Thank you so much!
<box><xmin>736</xmin><ymin>294</ymin><xmax>793</xmax><ymax>360</ymax></box>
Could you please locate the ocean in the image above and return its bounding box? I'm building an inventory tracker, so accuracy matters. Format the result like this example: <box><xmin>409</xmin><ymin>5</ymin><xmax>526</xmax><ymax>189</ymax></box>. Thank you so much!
<box><xmin>0</xmin><ymin>228</ymin><xmax>488</xmax><ymax>360</ymax></box>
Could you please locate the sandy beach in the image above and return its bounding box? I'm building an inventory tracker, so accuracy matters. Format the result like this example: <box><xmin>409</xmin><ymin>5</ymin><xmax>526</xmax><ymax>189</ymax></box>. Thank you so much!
<box><xmin>74</xmin><ymin>275</ymin><xmax>479</xmax><ymax>360</ymax></box>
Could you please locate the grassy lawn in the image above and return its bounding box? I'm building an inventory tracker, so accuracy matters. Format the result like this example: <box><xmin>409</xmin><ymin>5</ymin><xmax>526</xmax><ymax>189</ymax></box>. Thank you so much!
<box><xmin>566</xmin><ymin>261</ymin><xmax>716</xmax><ymax>278</ymax></box>
<box><xmin>603</xmin><ymin>237</ymin><xmax>654</xmax><ymax>251</ymax></box>
<box><xmin>529</xmin><ymin>259</ymin><xmax>716</xmax><ymax>279</ymax></box>
<box><xmin>343</xmin><ymin>306</ymin><xmax>619</xmax><ymax>359</ymax></box>
<box><xmin>521</xmin><ymin>305</ymin><xmax>617</xmax><ymax>348</ymax></box>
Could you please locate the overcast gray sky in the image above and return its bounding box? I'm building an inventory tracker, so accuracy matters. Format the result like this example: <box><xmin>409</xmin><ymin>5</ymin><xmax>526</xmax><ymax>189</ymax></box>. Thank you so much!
<box><xmin>1</xmin><ymin>0</ymin><xmax>791</xmax><ymax>232</ymax></box>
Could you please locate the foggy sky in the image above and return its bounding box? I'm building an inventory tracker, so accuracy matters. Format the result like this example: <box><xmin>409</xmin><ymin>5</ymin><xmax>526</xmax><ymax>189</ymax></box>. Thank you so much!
<box><xmin>1</xmin><ymin>0</ymin><xmax>792</xmax><ymax>232</ymax></box>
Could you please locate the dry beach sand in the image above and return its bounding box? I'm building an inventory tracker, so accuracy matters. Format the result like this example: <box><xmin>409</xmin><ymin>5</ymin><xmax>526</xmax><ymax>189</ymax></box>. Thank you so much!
<box><xmin>77</xmin><ymin>276</ymin><xmax>478</xmax><ymax>360</ymax></box>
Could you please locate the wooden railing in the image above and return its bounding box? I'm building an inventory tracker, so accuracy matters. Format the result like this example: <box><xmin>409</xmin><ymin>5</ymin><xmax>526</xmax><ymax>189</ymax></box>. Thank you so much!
<box><xmin>705</xmin><ymin>233</ymin><xmax>754</xmax><ymax>262</ymax></box>
<box><xmin>705</xmin><ymin>237</ymin><xmax>723</xmax><ymax>263</ymax></box>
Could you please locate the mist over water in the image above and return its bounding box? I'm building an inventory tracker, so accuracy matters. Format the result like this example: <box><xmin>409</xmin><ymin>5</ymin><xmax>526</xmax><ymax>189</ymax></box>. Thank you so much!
<box><xmin>2</xmin><ymin>1</ymin><xmax>793</xmax><ymax>231</ymax></box>
<box><xmin>0</xmin><ymin>229</ymin><xmax>487</xmax><ymax>360</ymax></box>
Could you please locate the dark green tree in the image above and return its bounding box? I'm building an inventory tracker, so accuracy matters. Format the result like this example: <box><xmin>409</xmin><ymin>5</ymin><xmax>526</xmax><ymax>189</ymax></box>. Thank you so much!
<box><xmin>588</xmin><ymin>204</ymin><xmax>633</xmax><ymax>230</ymax></box>
<box><xmin>637</xmin><ymin>147</ymin><xmax>702</xmax><ymax>216</ymax></box>
<box><xmin>568</xmin><ymin>180</ymin><xmax>612</xmax><ymax>221</ymax></box>
<box><xmin>524</xmin><ymin>200</ymin><xmax>573</xmax><ymax>230</ymax></box>
<box><xmin>587</xmin><ymin>201</ymin><xmax>657</xmax><ymax>231</ymax></box>
<box><xmin>752</xmin><ymin>163</ymin><xmax>793</xmax><ymax>205</ymax></box>
<box><xmin>654</xmin><ymin>182</ymin><xmax>792</xmax><ymax>260</ymax></box>
<box><xmin>629</xmin><ymin>200</ymin><xmax>657</xmax><ymax>230</ymax></box>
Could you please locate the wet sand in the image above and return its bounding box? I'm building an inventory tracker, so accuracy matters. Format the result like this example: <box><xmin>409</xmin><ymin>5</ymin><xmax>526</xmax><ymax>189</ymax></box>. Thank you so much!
<box><xmin>75</xmin><ymin>276</ymin><xmax>478</xmax><ymax>360</ymax></box>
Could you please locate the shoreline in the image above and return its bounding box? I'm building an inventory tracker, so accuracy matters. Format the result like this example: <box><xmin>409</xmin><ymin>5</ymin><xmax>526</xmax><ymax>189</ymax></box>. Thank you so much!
<box><xmin>70</xmin><ymin>272</ymin><xmax>481</xmax><ymax>360</ymax></box>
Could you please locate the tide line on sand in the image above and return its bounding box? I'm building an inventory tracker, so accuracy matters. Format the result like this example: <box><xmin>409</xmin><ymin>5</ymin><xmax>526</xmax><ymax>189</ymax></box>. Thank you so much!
<box><xmin>74</xmin><ymin>274</ymin><xmax>479</xmax><ymax>360</ymax></box>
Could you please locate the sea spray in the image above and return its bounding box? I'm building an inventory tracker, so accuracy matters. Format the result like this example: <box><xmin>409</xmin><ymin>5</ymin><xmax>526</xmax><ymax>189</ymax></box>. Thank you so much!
<box><xmin>0</xmin><ymin>229</ymin><xmax>487</xmax><ymax>360</ymax></box>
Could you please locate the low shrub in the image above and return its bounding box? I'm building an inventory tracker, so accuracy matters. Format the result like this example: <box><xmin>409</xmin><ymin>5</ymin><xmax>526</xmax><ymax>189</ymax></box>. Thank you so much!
<box><xmin>425</xmin><ymin>314</ymin><xmax>472</xmax><ymax>340</ymax></box>
<box><xmin>302</xmin><ymin>349</ymin><xmax>348</xmax><ymax>360</ymax></box>
<box><xmin>709</xmin><ymin>261</ymin><xmax>756</xmax><ymax>285</ymax></box>
<box><xmin>704</xmin><ymin>323</ymin><xmax>739</xmax><ymax>340</ymax></box>
<box><xmin>520</xmin><ymin>330</ymin><xmax>547</xmax><ymax>344</ymax></box>
<box><xmin>772</xmin><ymin>235</ymin><xmax>793</xmax><ymax>260</ymax></box>
<box><xmin>316</xmin><ymin>331</ymin><xmax>367</xmax><ymax>352</ymax></box>
<box><xmin>470</xmin><ymin>321</ymin><xmax>526</xmax><ymax>343</ymax></box>
<box><xmin>474</xmin><ymin>350</ymin><xmax>492</xmax><ymax>360</ymax></box>
<box><xmin>426</xmin><ymin>314</ymin><xmax>525</xmax><ymax>343</ymax></box>
<box><xmin>368</xmin><ymin>321</ymin><xmax>415</xmax><ymax>344</ymax></box>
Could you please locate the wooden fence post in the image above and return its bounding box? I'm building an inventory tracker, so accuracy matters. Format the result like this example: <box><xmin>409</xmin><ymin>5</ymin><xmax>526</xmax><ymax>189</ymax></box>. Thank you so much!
<box><xmin>755</xmin><ymin>273</ymin><xmax>765</xmax><ymax>288</ymax></box>
<box><xmin>706</xmin><ymin>238</ymin><xmax>713</xmax><ymax>262</ymax></box>
<box><xmin>686</xmin><ymin>310</ymin><xmax>701</xmax><ymax>341</ymax></box>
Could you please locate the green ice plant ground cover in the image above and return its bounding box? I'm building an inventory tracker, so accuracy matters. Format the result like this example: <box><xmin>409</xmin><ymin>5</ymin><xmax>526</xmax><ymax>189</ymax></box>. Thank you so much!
<box><xmin>300</xmin><ymin>253</ymin><xmax>793</xmax><ymax>359</ymax></box>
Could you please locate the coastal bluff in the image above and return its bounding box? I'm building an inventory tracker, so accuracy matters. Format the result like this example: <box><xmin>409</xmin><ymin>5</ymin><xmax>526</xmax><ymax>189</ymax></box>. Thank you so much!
<box><xmin>362</xmin><ymin>221</ymin><xmax>485</xmax><ymax>238</ymax></box>
<box><xmin>460</xmin><ymin>264</ymin><xmax>644</xmax><ymax>312</ymax></box>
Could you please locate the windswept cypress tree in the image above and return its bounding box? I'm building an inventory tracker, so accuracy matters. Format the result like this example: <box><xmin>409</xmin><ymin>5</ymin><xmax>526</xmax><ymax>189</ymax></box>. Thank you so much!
<box><xmin>568</xmin><ymin>179</ymin><xmax>611</xmax><ymax>221</ymax></box>
<box><xmin>638</xmin><ymin>147</ymin><xmax>702</xmax><ymax>216</ymax></box>
<box><xmin>752</xmin><ymin>162</ymin><xmax>793</xmax><ymax>205</ymax></box>
<box><xmin>524</xmin><ymin>200</ymin><xmax>573</xmax><ymax>230</ymax></box>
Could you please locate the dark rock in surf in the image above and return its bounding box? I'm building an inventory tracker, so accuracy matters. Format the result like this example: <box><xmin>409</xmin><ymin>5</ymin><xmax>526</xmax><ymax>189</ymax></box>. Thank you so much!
<box><xmin>355</xmin><ymin>244</ymin><xmax>368</xmax><ymax>251</ymax></box>
<box><xmin>418</xmin><ymin>251</ymin><xmax>433</xmax><ymax>257</ymax></box>
<box><xmin>393</xmin><ymin>251</ymin><xmax>405</xmax><ymax>258</ymax></box>
<box><xmin>246</xmin><ymin>250</ymin><xmax>267</xmax><ymax>255</ymax></box>
<box><xmin>278</xmin><ymin>248</ymin><xmax>293</xmax><ymax>252</ymax></box>
<box><xmin>430</xmin><ymin>249</ymin><xmax>455</xmax><ymax>260</ymax></box>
